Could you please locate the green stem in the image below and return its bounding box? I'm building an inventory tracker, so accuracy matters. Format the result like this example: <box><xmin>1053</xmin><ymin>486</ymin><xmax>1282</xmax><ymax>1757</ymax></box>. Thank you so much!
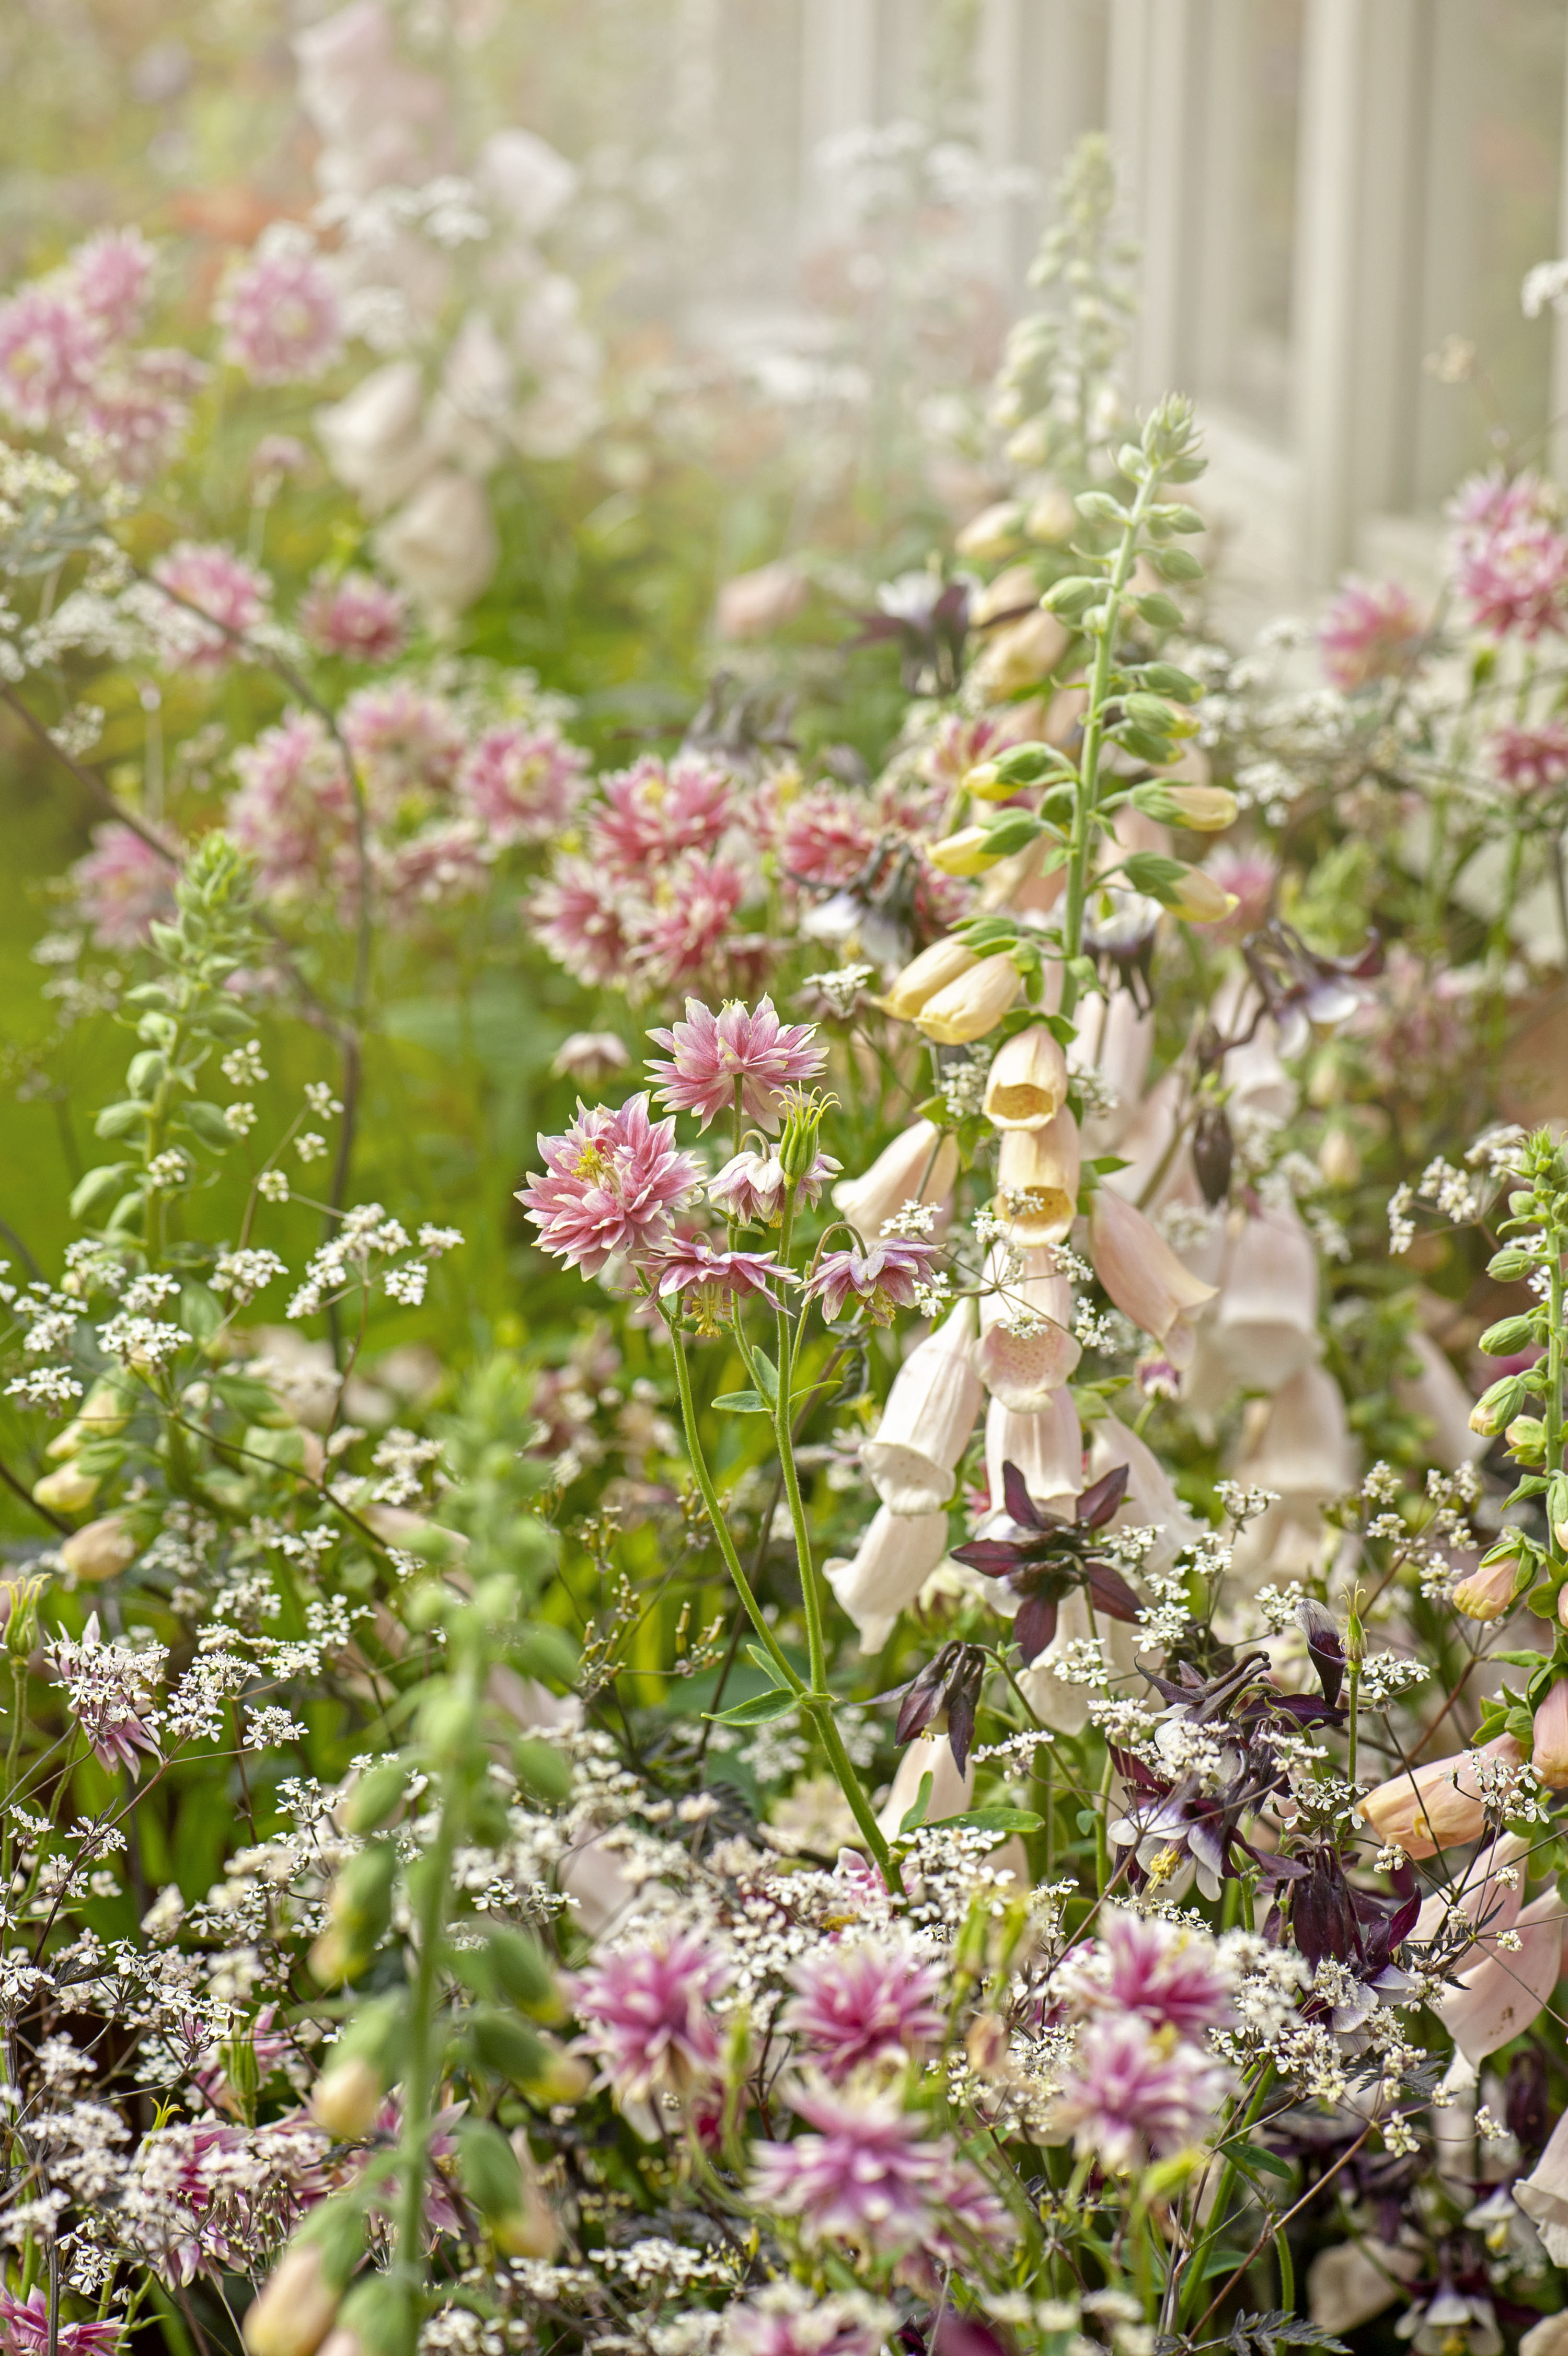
<box><xmin>394</xmin><ymin>1781</ymin><xmax>462</xmax><ymax>2325</ymax></box>
<box><xmin>1060</xmin><ymin>466</ymin><xmax>1161</xmax><ymax>1021</ymax></box>
<box><xmin>0</xmin><ymin>1659</ymin><xmax>25</xmax><ymax>1898</ymax></box>
<box><xmin>663</xmin><ymin>1312</ymin><xmax>802</xmax><ymax>1693</ymax></box>
<box><xmin>1178</xmin><ymin>2061</ymin><xmax>1277</xmax><ymax>2325</ymax></box>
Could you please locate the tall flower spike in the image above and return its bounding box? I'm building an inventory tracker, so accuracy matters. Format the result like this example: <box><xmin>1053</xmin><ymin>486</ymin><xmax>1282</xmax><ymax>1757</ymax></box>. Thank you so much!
<box><xmin>647</xmin><ymin>997</ymin><xmax>827</xmax><ymax>1130</ymax></box>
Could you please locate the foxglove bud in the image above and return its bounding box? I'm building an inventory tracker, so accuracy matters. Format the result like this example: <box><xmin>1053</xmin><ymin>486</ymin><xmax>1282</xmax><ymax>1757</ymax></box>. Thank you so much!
<box><xmin>1507</xmin><ymin>1416</ymin><xmax>1548</xmax><ymax>1466</ymax></box>
<box><xmin>1533</xmin><ymin>1677</ymin><xmax>1568</xmax><ymax>1789</ymax></box>
<box><xmin>60</xmin><ymin>1513</ymin><xmax>139</xmax><ymax>1584</ymax></box>
<box><xmin>1452</xmin><ymin>1546</ymin><xmax>1525</xmax><ymax>1623</ymax></box>
<box><xmin>914</xmin><ymin>952</ymin><xmax>1022</xmax><ymax>1046</ymax></box>
<box><xmin>1470</xmin><ymin>1376</ymin><xmax>1527</xmax><ymax>1438</ymax></box>
<box><xmin>242</xmin><ymin>2246</ymin><xmax>340</xmax><ymax>2356</ymax></box>
<box><xmin>928</xmin><ymin>826</ymin><xmax>1002</xmax><ymax>876</ymax></box>
<box><xmin>1166</xmin><ymin>868</ymin><xmax>1238</xmax><ymax>925</ymax></box>
<box><xmin>1131</xmin><ymin>782</ymin><xmax>1237</xmax><ymax>831</ymax></box>
<box><xmin>1362</xmin><ymin>1733</ymin><xmax>1525</xmax><ymax>1858</ymax></box>
<box><xmin>32</xmin><ymin>1464</ymin><xmax>100</xmax><ymax>1516</ymax></box>
<box><xmin>309</xmin><ymin>2055</ymin><xmax>384</xmax><ymax>2141</ymax></box>
<box><xmin>878</xmin><ymin>937</ymin><xmax>975</xmax><ymax>1021</ymax></box>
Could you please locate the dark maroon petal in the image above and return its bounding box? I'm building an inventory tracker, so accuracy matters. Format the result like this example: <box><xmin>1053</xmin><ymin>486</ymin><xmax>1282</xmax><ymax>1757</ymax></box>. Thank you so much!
<box><xmin>1001</xmin><ymin>1461</ymin><xmax>1046</xmax><ymax>1530</ymax></box>
<box><xmin>1084</xmin><ymin>1560</ymin><xmax>1143</xmax><ymax>1623</ymax></box>
<box><xmin>895</xmin><ymin>1685</ymin><xmax>938</xmax><ymax>1746</ymax></box>
<box><xmin>1014</xmin><ymin>1592</ymin><xmax>1059</xmax><ymax>1665</ymax></box>
<box><xmin>947</xmin><ymin>1690</ymin><xmax>977</xmax><ymax>1778</ymax></box>
<box><xmin>1076</xmin><ymin>1463</ymin><xmax>1130</xmax><ymax>1530</ymax></box>
<box><xmin>950</xmin><ymin>1538</ymin><xmax>1024</xmax><ymax>1577</ymax></box>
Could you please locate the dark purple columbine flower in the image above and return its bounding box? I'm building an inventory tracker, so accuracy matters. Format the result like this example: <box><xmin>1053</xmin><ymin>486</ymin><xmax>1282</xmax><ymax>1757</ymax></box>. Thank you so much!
<box><xmin>881</xmin><ymin>1641</ymin><xmax>990</xmax><ymax>1777</ymax></box>
<box><xmin>1238</xmin><ymin>917</ymin><xmax>1382</xmax><ymax>1055</ymax></box>
<box><xmin>851</xmin><ymin>572</ymin><xmax>971</xmax><ymax>695</ymax></box>
<box><xmin>950</xmin><ymin>1460</ymin><xmax>1141</xmax><ymax>1665</ymax></box>
<box><xmin>801</xmin><ymin>1239</ymin><xmax>941</xmax><ymax>1326</ymax></box>
<box><xmin>1297</xmin><ymin>1596</ymin><xmax>1346</xmax><ymax>1708</ymax></box>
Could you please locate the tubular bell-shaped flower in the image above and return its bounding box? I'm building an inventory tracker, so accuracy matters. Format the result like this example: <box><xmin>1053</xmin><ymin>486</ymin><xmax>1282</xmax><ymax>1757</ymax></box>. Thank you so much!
<box><xmin>1087</xmin><ymin>1184</ymin><xmax>1216</xmax><ymax>1368</ymax></box>
<box><xmin>861</xmin><ymin>1300</ymin><xmax>984</xmax><ymax>1516</ymax></box>
<box><xmin>833</xmin><ymin>1119</ymin><xmax>959</xmax><ymax>1242</ymax></box>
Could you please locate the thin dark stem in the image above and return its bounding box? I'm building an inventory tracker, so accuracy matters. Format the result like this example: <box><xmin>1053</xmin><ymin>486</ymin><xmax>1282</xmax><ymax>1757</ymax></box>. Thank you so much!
<box><xmin>0</xmin><ymin>1457</ymin><xmax>68</xmax><ymax>1534</ymax></box>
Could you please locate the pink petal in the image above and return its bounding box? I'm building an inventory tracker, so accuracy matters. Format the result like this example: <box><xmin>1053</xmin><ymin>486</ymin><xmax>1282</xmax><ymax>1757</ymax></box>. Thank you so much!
<box><xmin>1438</xmin><ymin>1890</ymin><xmax>1566</xmax><ymax>2061</ymax></box>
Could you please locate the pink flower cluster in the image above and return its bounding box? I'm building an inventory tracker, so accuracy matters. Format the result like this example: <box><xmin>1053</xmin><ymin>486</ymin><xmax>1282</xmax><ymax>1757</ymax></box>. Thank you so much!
<box><xmin>1044</xmin><ymin>1909</ymin><xmax>1235</xmax><ymax>2174</ymax></box>
<box><xmin>751</xmin><ymin>2076</ymin><xmax>1009</xmax><ymax>2258</ymax></box>
<box><xmin>570</xmin><ymin>1927</ymin><xmax>730</xmax><ymax>2103</ymax></box>
<box><xmin>1451</xmin><ymin>471</ymin><xmax>1568</xmax><ymax>641</ymax></box>
<box><xmin>71</xmin><ymin>821</ymin><xmax>178</xmax><ymax>950</ymax></box>
<box><xmin>1318</xmin><ymin>575</ymin><xmax>1427</xmax><ymax>690</ymax></box>
<box><xmin>213</xmin><ymin>226</ymin><xmax>343</xmax><ymax>386</ymax></box>
<box><xmin>781</xmin><ymin>1939</ymin><xmax>946</xmax><ymax>2078</ymax></box>
<box><xmin>298</xmin><ymin>570</ymin><xmax>409</xmax><ymax>665</ymax></box>
<box><xmin>529</xmin><ymin>750</ymin><xmax>969</xmax><ymax>1000</ymax></box>
<box><xmin>1491</xmin><ymin>719</ymin><xmax>1568</xmax><ymax>795</ymax></box>
<box><xmin>518</xmin><ymin>1094</ymin><xmax>704</xmax><ymax>1275</ymax></box>
<box><xmin>151</xmin><ymin>541</ymin><xmax>271</xmax><ymax>672</ymax></box>
<box><xmin>0</xmin><ymin>228</ymin><xmax>204</xmax><ymax>480</ymax></box>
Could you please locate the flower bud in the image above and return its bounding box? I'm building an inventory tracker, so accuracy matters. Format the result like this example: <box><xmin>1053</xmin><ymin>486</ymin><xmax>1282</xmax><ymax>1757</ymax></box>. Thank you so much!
<box><xmin>928</xmin><ymin>827</ymin><xmax>1003</xmax><ymax>876</ymax></box>
<box><xmin>1451</xmin><ymin>1547</ymin><xmax>1524</xmax><ymax>1624</ymax></box>
<box><xmin>309</xmin><ymin>2054</ymin><xmax>385</xmax><ymax>2140</ymax></box>
<box><xmin>954</xmin><ymin>501</ymin><xmax>1023</xmax><ymax>561</ymax></box>
<box><xmin>1134</xmin><ymin>783</ymin><xmax>1238</xmax><ymax>831</ymax></box>
<box><xmin>1318</xmin><ymin>1125</ymin><xmax>1361</xmax><ymax>1188</ymax></box>
<box><xmin>32</xmin><ymin>1464</ymin><xmax>100</xmax><ymax>1516</ymax></box>
<box><xmin>997</xmin><ymin>1109</ymin><xmax>1081</xmax><ymax>1244</ymax></box>
<box><xmin>777</xmin><ymin>1094</ymin><xmax>827</xmax><ymax>1186</ymax></box>
<box><xmin>965</xmin><ymin>760</ymin><xmax>1012</xmax><ymax>802</ymax></box>
<box><xmin>1025</xmin><ymin>484</ymin><xmax>1077</xmax><ymax>544</ymax></box>
<box><xmin>1470</xmin><ymin>1376</ymin><xmax>1526</xmax><ymax>1438</ymax></box>
<box><xmin>60</xmin><ymin>1514</ymin><xmax>139</xmax><ymax>1585</ymax></box>
<box><xmin>983</xmin><ymin>1024</ymin><xmax>1069</xmax><ymax>1130</ymax></box>
<box><xmin>243</xmin><ymin>2246</ymin><xmax>340</xmax><ymax>2356</ymax></box>
<box><xmin>1166</xmin><ymin>868</ymin><xmax>1239</xmax><ymax>925</ymax></box>
<box><xmin>1533</xmin><ymin>1677</ymin><xmax>1568</xmax><ymax>1789</ymax></box>
<box><xmin>1507</xmin><ymin>1416</ymin><xmax>1548</xmax><ymax>1466</ymax></box>
<box><xmin>913</xmin><ymin>952</ymin><xmax>1022</xmax><ymax>1046</ymax></box>
<box><xmin>878</xmin><ymin>937</ymin><xmax>976</xmax><ymax>1021</ymax></box>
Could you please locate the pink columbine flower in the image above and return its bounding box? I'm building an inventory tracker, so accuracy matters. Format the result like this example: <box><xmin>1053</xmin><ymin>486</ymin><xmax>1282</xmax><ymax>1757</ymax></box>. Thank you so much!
<box><xmin>70</xmin><ymin>821</ymin><xmax>177</xmax><ymax>949</ymax></box>
<box><xmin>718</xmin><ymin>2283</ymin><xmax>892</xmax><ymax>2356</ymax></box>
<box><xmin>1318</xmin><ymin>575</ymin><xmax>1427</xmax><ymax>690</ymax></box>
<box><xmin>79</xmin><ymin>364</ymin><xmax>191</xmax><ymax>485</ymax></box>
<box><xmin>456</xmin><ymin>721</ymin><xmax>591</xmax><ymax>845</ymax></box>
<box><xmin>570</xmin><ymin>1928</ymin><xmax>730</xmax><ymax>2103</ymax></box>
<box><xmin>631</xmin><ymin>852</ymin><xmax>748</xmax><ymax>989</ymax></box>
<box><xmin>529</xmin><ymin>857</ymin><xmax>640</xmax><ymax>989</ymax></box>
<box><xmin>0</xmin><ymin>285</ymin><xmax>102</xmax><ymax>431</ymax></box>
<box><xmin>151</xmin><ymin>541</ymin><xmax>269</xmax><ymax>671</ymax></box>
<box><xmin>648</xmin><ymin>996</ymin><xmax>827</xmax><ymax>1130</ymax></box>
<box><xmin>1051</xmin><ymin>1908</ymin><xmax>1235</xmax><ymax>2035</ymax></box>
<box><xmin>1451</xmin><ymin>470</ymin><xmax>1568</xmax><ymax>641</ymax></box>
<box><xmin>750</xmin><ymin>2076</ymin><xmax>1004</xmax><ymax>2256</ymax></box>
<box><xmin>652</xmin><ymin>1237</ymin><xmax>788</xmax><ymax>1334</ymax></box>
<box><xmin>214</xmin><ymin>227</ymin><xmax>344</xmax><ymax>385</ymax></box>
<box><xmin>0</xmin><ymin>2288</ymin><xmax>123</xmax><ymax>2356</ymax></box>
<box><xmin>228</xmin><ymin>711</ymin><xmax>355</xmax><ymax>901</ymax></box>
<box><xmin>342</xmin><ymin>682</ymin><xmax>466</xmax><ymax>811</ymax></box>
<box><xmin>68</xmin><ymin>226</ymin><xmax>156</xmax><ymax>340</ymax></box>
<box><xmin>590</xmin><ymin>754</ymin><xmax>734</xmax><ymax>876</ymax></box>
<box><xmin>801</xmin><ymin>1240</ymin><xmax>941</xmax><ymax>1327</ymax></box>
<box><xmin>781</xmin><ymin>1940</ymin><xmax>946</xmax><ymax>2080</ymax></box>
<box><xmin>1046</xmin><ymin>2012</ymin><xmax>1231</xmax><ymax>2174</ymax></box>
<box><xmin>780</xmin><ymin>790</ymin><xmax>878</xmax><ymax>886</ymax></box>
<box><xmin>1491</xmin><ymin>719</ymin><xmax>1568</xmax><ymax>795</ymax></box>
<box><xmin>377</xmin><ymin>820</ymin><xmax>491</xmax><ymax>915</ymax></box>
<box><xmin>709</xmin><ymin>1146</ymin><xmax>839</xmax><ymax>1223</ymax></box>
<box><xmin>518</xmin><ymin>1094</ymin><xmax>704</xmax><ymax>1275</ymax></box>
<box><xmin>298</xmin><ymin>570</ymin><xmax>409</xmax><ymax>664</ymax></box>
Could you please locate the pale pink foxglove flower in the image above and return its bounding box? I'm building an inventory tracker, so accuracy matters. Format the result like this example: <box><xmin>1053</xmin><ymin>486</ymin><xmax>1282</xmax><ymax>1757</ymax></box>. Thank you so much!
<box><xmin>1307</xmin><ymin>2242</ymin><xmax>1422</xmax><ymax>2336</ymax></box>
<box><xmin>861</xmin><ymin>1299</ymin><xmax>983</xmax><ymax>1516</ymax></box>
<box><xmin>1019</xmin><ymin>1588</ymin><xmax>1139</xmax><ymax>1736</ymax></box>
<box><xmin>997</xmin><ymin>1107</ymin><xmax>1080</xmax><ymax>1244</ymax></box>
<box><xmin>984</xmin><ymin>1392</ymin><xmax>1081</xmax><ymax>1519</ymax></box>
<box><xmin>1362</xmin><ymin>1734</ymin><xmax>1526</xmax><ymax>1859</ymax></box>
<box><xmin>1393</xmin><ymin>1330</ymin><xmax>1486</xmax><ymax>1472</ymax></box>
<box><xmin>315</xmin><ymin>359</ymin><xmax>436</xmax><ymax>514</ymax></box>
<box><xmin>827</xmin><ymin>1505</ymin><xmax>950</xmax><ymax>1654</ymax></box>
<box><xmin>1087</xmin><ymin>1414</ymin><xmax>1204</xmax><ymax>1577</ymax></box>
<box><xmin>975</xmin><ymin>1244</ymin><xmax>1079</xmax><ymax>1411</ymax></box>
<box><xmin>374</xmin><ymin>468</ymin><xmax>499</xmax><ymax>618</ymax></box>
<box><xmin>556</xmin><ymin>1832</ymin><xmax>632</xmax><ymax>1939</ymax></box>
<box><xmin>832</xmin><ymin>1119</ymin><xmax>958</xmax><ymax>1243</ymax></box>
<box><xmin>1533</xmin><ymin>1674</ymin><xmax>1568</xmax><ymax>1788</ymax></box>
<box><xmin>1517</xmin><ymin>2108</ymin><xmax>1568</xmax><ymax>2263</ymax></box>
<box><xmin>913</xmin><ymin>952</ymin><xmax>1021</xmax><ymax>1046</ymax></box>
<box><xmin>714</xmin><ymin>559</ymin><xmax>810</xmax><ymax>640</ymax></box>
<box><xmin>1228</xmin><ymin>1360</ymin><xmax>1356</xmax><ymax>1585</ymax></box>
<box><xmin>1087</xmin><ymin>1184</ymin><xmax>1216</xmax><ymax>1369</ymax></box>
<box><xmin>1437</xmin><ymin>1888</ymin><xmax>1567</xmax><ymax>2061</ymax></box>
<box><xmin>983</xmin><ymin>1023</ymin><xmax>1069</xmax><ymax>1129</ymax></box>
<box><xmin>877</xmin><ymin>936</ymin><xmax>975</xmax><ymax>1021</ymax></box>
<box><xmin>1208</xmin><ymin>1199</ymin><xmax>1320</xmax><ymax>1390</ymax></box>
<box><xmin>647</xmin><ymin>996</ymin><xmax>825</xmax><ymax>1130</ymax></box>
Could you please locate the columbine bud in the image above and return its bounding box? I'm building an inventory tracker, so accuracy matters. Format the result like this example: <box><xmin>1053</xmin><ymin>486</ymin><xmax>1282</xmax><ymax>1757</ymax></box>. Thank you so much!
<box><xmin>32</xmin><ymin>1464</ymin><xmax>100</xmax><ymax>1516</ymax></box>
<box><xmin>60</xmin><ymin>1514</ymin><xmax>139</xmax><ymax>1585</ymax></box>
<box><xmin>878</xmin><ymin>936</ymin><xmax>976</xmax><ymax>1020</ymax></box>
<box><xmin>996</xmin><ymin>1108</ymin><xmax>1081</xmax><ymax>1243</ymax></box>
<box><xmin>1452</xmin><ymin>1546</ymin><xmax>1525</xmax><ymax>1623</ymax></box>
<box><xmin>1533</xmin><ymin>1678</ymin><xmax>1568</xmax><ymax>1789</ymax></box>
<box><xmin>983</xmin><ymin>1024</ymin><xmax>1069</xmax><ymax>1130</ymax></box>
<box><xmin>1166</xmin><ymin>867</ymin><xmax>1238</xmax><ymax>925</ymax></box>
<box><xmin>928</xmin><ymin>827</ymin><xmax>1003</xmax><ymax>876</ymax></box>
<box><xmin>242</xmin><ymin>2246</ymin><xmax>340</xmax><ymax>2356</ymax></box>
<box><xmin>913</xmin><ymin>952</ymin><xmax>1022</xmax><ymax>1046</ymax></box>
<box><xmin>777</xmin><ymin>1094</ymin><xmax>828</xmax><ymax>1186</ymax></box>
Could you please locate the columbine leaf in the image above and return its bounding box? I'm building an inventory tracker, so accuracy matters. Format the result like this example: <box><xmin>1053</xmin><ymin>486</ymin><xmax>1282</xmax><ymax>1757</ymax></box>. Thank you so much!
<box><xmin>705</xmin><ymin>1689</ymin><xmax>797</xmax><ymax>1728</ymax></box>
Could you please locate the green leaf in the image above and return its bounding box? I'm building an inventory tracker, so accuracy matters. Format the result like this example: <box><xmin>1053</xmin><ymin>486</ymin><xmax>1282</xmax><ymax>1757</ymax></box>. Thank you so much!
<box><xmin>179</xmin><ymin>1281</ymin><xmax>224</xmax><ymax>1343</ymax></box>
<box><xmin>706</xmin><ymin>1688</ymin><xmax>797</xmax><ymax>1728</ymax></box>
<box><xmin>1225</xmin><ymin>2141</ymin><xmax>1294</xmax><ymax>2181</ymax></box>
<box><xmin>898</xmin><ymin>1770</ymin><xmax>935</xmax><ymax>1836</ymax></box>
<box><xmin>712</xmin><ymin>1391</ymin><xmax>770</xmax><ymax>1413</ymax></box>
<box><xmin>745</xmin><ymin>1644</ymin><xmax>792</xmax><ymax>1689</ymax></box>
<box><xmin>752</xmin><ymin>1350</ymin><xmax>779</xmax><ymax>1403</ymax></box>
<box><xmin>1121</xmin><ymin>851</ymin><xmax>1189</xmax><ymax>897</ymax></box>
<box><xmin>933</xmin><ymin>1807</ymin><xmax>1043</xmax><ymax>1837</ymax></box>
<box><xmin>1148</xmin><ymin>545</ymin><xmax>1204</xmax><ymax>582</ymax></box>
